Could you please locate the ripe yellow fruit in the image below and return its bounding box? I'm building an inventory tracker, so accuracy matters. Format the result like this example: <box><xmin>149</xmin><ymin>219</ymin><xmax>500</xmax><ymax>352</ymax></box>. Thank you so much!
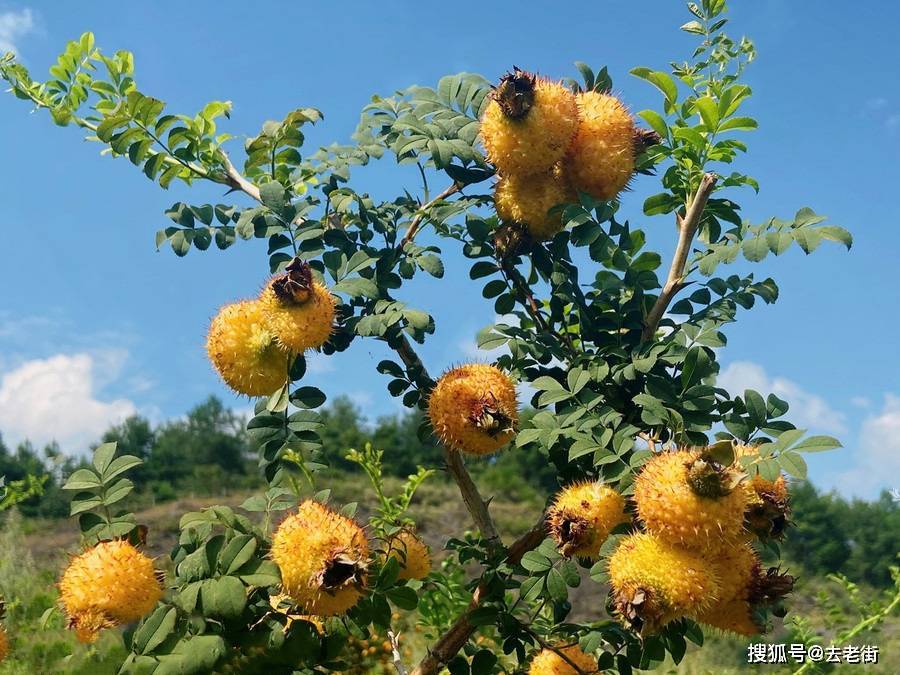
<box><xmin>0</xmin><ymin>624</ymin><xmax>8</xmax><ymax>663</ymax></box>
<box><xmin>634</xmin><ymin>449</ymin><xmax>750</xmax><ymax>553</ymax></box>
<box><xmin>272</xmin><ymin>500</ymin><xmax>369</xmax><ymax>616</ymax></box>
<box><xmin>698</xmin><ymin>598</ymin><xmax>760</xmax><ymax>637</ymax></box>
<box><xmin>481</xmin><ymin>68</ymin><xmax>579</xmax><ymax>176</ymax></box>
<box><xmin>206</xmin><ymin>299</ymin><xmax>291</xmax><ymax>397</ymax></box>
<box><xmin>387</xmin><ymin>530</ymin><xmax>432</xmax><ymax>581</ymax></box>
<box><xmin>566</xmin><ymin>92</ymin><xmax>636</xmax><ymax>200</ymax></box>
<box><xmin>734</xmin><ymin>444</ymin><xmax>791</xmax><ymax>540</ymax></box>
<box><xmin>529</xmin><ymin>644</ymin><xmax>598</xmax><ymax>674</ymax></box>
<box><xmin>548</xmin><ymin>481</ymin><xmax>628</xmax><ymax>559</ymax></box>
<box><xmin>711</xmin><ymin>542</ymin><xmax>759</xmax><ymax>603</ymax></box>
<box><xmin>608</xmin><ymin>532</ymin><xmax>719</xmax><ymax>635</ymax></box>
<box><xmin>428</xmin><ymin>364</ymin><xmax>518</xmax><ymax>456</ymax></box>
<box><xmin>59</xmin><ymin>540</ymin><xmax>163</xmax><ymax>644</ymax></box>
<box><xmin>258</xmin><ymin>259</ymin><xmax>336</xmax><ymax>353</ymax></box>
<box><xmin>494</xmin><ymin>164</ymin><xmax>576</xmax><ymax>241</ymax></box>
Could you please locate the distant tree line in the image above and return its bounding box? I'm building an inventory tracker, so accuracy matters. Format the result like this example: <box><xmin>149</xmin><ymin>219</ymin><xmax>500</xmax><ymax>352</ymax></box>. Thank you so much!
<box><xmin>0</xmin><ymin>395</ymin><xmax>897</xmax><ymax>586</ymax></box>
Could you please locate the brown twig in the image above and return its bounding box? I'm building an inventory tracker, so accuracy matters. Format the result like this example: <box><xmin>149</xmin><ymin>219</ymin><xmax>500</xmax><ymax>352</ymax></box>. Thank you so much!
<box><xmin>381</xmin><ymin>333</ymin><xmax>501</xmax><ymax>550</ymax></box>
<box><xmin>398</xmin><ymin>182</ymin><xmax>463</xmax><ymax>251</ymax></box>
<box><xmin>641</xmin><ymin>172</ymin><xmax>718</xmax><ymax>341</ymax></box>
<box><xmin>410</xmin><ymin>514</ymin><xmax>548</xmax><ymax>675</ymax></box>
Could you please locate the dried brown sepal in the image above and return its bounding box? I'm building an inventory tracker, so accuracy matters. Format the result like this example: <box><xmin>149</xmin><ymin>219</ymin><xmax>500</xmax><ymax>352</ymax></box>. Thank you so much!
<box><xmin>493</xmin><ymin>221</ymin><xmax>532</xmax><ymax>260</ymax></box>
<box><xmin>493</xmin><ymin>67</ymin><xmax>537</xmax><ymax>120</ymax></box>
<box><xmin>750</xmin><ymin>566</ymin><xmax>795</xmax><ymax>606</ymax></box>
<box><xmin>272</xmin><ymin>258</ymin><xmax>314</xmax><ymax>305</ymax></box>
<box><xmin>686</xmin><ymin>453</ymin><xmax>746</xmax><ymax>498</ymax></box>
<box><xmin>548</xmin><ymin>511</ymin><xmax>590</xmax><ymax>558</ymax></box>
<box><xmin>318</xmin><ymin>551</ymin><xmax>367</xmax><ymax>593</ymax></box>
<box><xmin>614</xmin><ymin>587</ymin><xmax>666</xmax><ymax>636</ymax></box>
<box><xmin>469</xmin><ymin>397</ymin><xmax>516</xmax><ymax>438</ymax></box>
<box><xmin>746</xmin><ymin>489</ymin><xmax>791</xmax><ymax>540</ymax></box>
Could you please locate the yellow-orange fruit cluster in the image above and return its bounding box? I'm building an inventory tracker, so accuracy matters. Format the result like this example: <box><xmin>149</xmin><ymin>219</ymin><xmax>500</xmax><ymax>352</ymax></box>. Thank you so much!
<box><xmin>428</xmin><ymin>364</ymin><xmax>518</xmax><ymax>456</ymax></box>
<box><xmin>735</xmin><ymin>444</ymin><xmax>791</xmax><ymax>540</ymax></box>
<box><xmin>0</xmin><ymin>625</ymin><xmax>7</xmax><ymax>663</ymax></box>
<box><xmin>387</xmin><ymin>530</ymin><xmax>432</xmax><ymax>581</ymax></box>
<box><xmin>206</xmin><ymin>300</ymin><xmax>291</xmax><ymax>397</ymax></box>
<box><xmin>481</xmin><ymin>70</ymin><xmax>579</xmax><ymax>176</ymax></box>
<box><xmin>608</xmin><ymin>532</ymin><xmax>719</xmax><ymax>635</ymax></box>
<box><xmin>272</xmin><ymin>500</ymin><xmax>369</xmax><ymax>616</ymax></box>
<box><xmin>634</xmin><ymin>449</ymin><xmax>750</xmax><ymax>553</ymax></box>
<box><xmin>566</xmin><ymin>92</ymin><xmax>637</xmax><ymax>200</ymax></box>
<box><xmin>548</xmin><ymin>481</ymin><xmax>628</xmax><ymax>559</ymax></box>
<box><xmin>493</xmin><ymin>164</ymin><xmax>576</xmax><ymax>241</ymax></box>
<box><xmin>206</xmin><ymin>258</ymin><xmax>335</xmax><ymax>398</ymax></box>
<box><xmin>59</xmin><ymin>540</ymin><xmax>163</xmax><ymax>644</ymax></box>
<box><xmin>528</xmin><ymin>644</ymin><xmax>598</xmax><ymax>674</ymax></box>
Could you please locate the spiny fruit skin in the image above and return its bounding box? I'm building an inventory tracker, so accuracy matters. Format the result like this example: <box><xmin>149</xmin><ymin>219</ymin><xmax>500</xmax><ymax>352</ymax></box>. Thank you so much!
<box><xmin>258</xmin><ymin>259</ymin><xmax>336</xmax><ymax>353</ymax></box>
<box><xmin>566</xmin><ymin>92</ymin><xmax>636</xmax><ymax>200</ymax></box>
<box><xmin>387</xmin><ymin>530</ymin><xmax>431</xmax><ymax>581</ymax></box>
<box><xmin>735</xmin><ymin>444</ymin><xmax>791</xmax><ymax>540</ymax></box>
<box><xmin>428</xmin><ymin>364</ymin><xmax>518</xmax><ymax>456</ymax></box>
<box><xmin>481</xmin><ymin>70</ymin><xmax>579</xmax><ymax>176</ymax></box>
<box><xmin>529</xmin><ymin>644</ymin><xmax>598</xmax><ymax>674</ymax></box>
<box><xmin>608</xmin><ymin>532</ymin><xmax>720</xmax><ymax>635</ymax></box>
<box><xmin>494</xmin><ymin>164</ymin><xmax>576</xmax><ymax>240</ymax></box>
<box><xmin>59</xmin><ymin>540</ymin><xmax>163</xmax><ymax>644</ymax></box>
<box><xmin>711</xmin><ymin>542</ymin><xmax>759</xmax><ymax>603</ymax></box>
<box><xmin>634</xmin><ymin>449</ymin><xmax>750</xmax><ymax>553</ymax></box>
<box><xmin>272</xmin><ymin>500</ymin><xmax>369</xmax><ymax>616</ymax></box>
<box><xmin>548</xmin><ymin>481</ymin><xmax>628</xmax><ymax>559</ymax></box>
<box><xmin>0</xmin><ymin>625</ymin><xmax>7</xmax><ymax>663</ymax></box>
<box><xmin>698</xmin><ymin>598</ymin><xmax>760</xmax><ymax>637</ymax></box>
<box><xmin>206</xmin><ymin>300</ymin><xmax>291</xmax><ymax>397</ymax></box>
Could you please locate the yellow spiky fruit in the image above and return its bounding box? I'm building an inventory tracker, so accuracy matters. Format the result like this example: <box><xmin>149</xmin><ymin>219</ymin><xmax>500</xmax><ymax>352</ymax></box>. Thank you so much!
<box><xmin>59</xmin><ymin>540</ymin><xmax>163</xmax><ymax>644</ymax></box>
<box><xmin>206</xmin><ymin>299</ymin><xmax>291</xmax><ymax>397</ymax></box>
<box><xmin>258</xmin><ymin>259</ymin><xmax>336</xmax><ymax>353</ymax></box>
<box><xmin>387</xmin><ymin>530</ymin><xmax>432</xmax><ymax>581</ymax></box>
<box><xmin>494</xmin><ymin>164</ymin><xmax>577</xmax><ymax>241</ymax></box>
<box><xmin>633</xmin><ymin>449</ymin><xmax>750</xmax><ymax>553</ymax></box>
<box><xmin>548</xmin><ymin>481</ymin><xmax>628</xmax><ymax>559</ymax></box>
<box><xmin>0</xmin><ymin>624</ymin><xmax>7</xmax><ymax>663</ymax></box>
<box><xmin>734</xmin><ymin>444</ymin><xmax>791</xmax><ymax>540</ymax></box>
<box><xmin>712</xmin><ymin>542</ymin><xmax>759</xmax><ymax>603</ymax></box>
<box><xmin>529</xmin><ymin>644</ymin><xmax>598</xmax><ymax>674</ymax></box>
<box><xmin>272</xmin><ymin>500</ymin><xmax>369</xmax><ymax>616</ymax></box>
<box><xmin>608</xmin><ymin>532</ymin><xmax>720</xmax><ymax>635</ymax></box>
<box><xmin>698</xmin><ymin>598</ymin><xmax>760</xmax><ymax>636</ymax></box>
<box><xmin>480</xmin><ymin>68</ymin><xmax>579</xmax><ymax>176</ymax></box>
<box><xmin>565</xmin><ymin>92</ymin><xmax>636</xmax><ymax>201</ymax></box>
<box><xmin>427</xmin><ymin>364</ymin><xmax>518</xmax><ymax>456</ymax></box>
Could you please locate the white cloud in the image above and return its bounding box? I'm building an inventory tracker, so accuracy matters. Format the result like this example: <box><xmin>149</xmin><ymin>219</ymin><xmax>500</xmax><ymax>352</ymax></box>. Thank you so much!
<box><xmin>0</xmin><ymin>8</ymin><xmax>34</xmax><ymax>54</ymax></box>
<box><xmin>305</xmin><ymin>351</ymin><xmax>335</xmax><ymax>375</ymax></box>
<box><xmin>850</xmin><ymin>396</ymin><xmax>871</xmax><ymax>409</ymax></box>
<box><xmin>0</xmin><ymin>352</ymin><xmax>136</xmax><ymax>453</ymax></box>
<box><xmin>839</xmin><ymin>395</ymin><xmax>900</xmax><ymax>497</ymax></box>
<box><xmin>717</xmin><ymin>360</ymin><xmax>847</xmax><ymax>435</ymax></box>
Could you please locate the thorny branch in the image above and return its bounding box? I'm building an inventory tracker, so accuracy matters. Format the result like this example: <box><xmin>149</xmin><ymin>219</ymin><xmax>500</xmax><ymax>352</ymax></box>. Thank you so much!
<box><xmin>641</xmin><ymin>172</ymin><xmax>718</xmax><ymax>341</ymax></box>
<box><xmin>411</xmin><ymin>514</ymin><xmax>548</xmax><ymax>675</ymax></box>
<box><xmin>398</xmin><ymin>182</ymin><xmax>463</xmax><ymax>250</ymax></box>
<box><xmin>388</xmin><ymin>630</ymin><xmax>408</xmax><ymax>675</ymax></box>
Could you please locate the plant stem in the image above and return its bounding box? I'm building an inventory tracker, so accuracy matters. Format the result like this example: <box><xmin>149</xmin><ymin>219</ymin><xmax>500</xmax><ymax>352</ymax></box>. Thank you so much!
<box><xmin>410</xmin><ymin>514</ymin><xmax>548</xmax><ymax>675</ymax></box>
<box><xmin>397</xmin><ymin>182</ymin><xmax>463</xmax><ymax>251</ymax></box>
<box><xmin>641</xmin><ymin>172</ymin><xmax>718</xmax><ymax>341</ymax></box>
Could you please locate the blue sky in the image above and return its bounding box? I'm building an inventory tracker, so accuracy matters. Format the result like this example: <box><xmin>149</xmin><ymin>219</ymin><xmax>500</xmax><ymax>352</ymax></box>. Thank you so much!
<box><xmin>0</xmin><ymin>1</ymin><xmax>897</xmax><ymax>498</ymax></box>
